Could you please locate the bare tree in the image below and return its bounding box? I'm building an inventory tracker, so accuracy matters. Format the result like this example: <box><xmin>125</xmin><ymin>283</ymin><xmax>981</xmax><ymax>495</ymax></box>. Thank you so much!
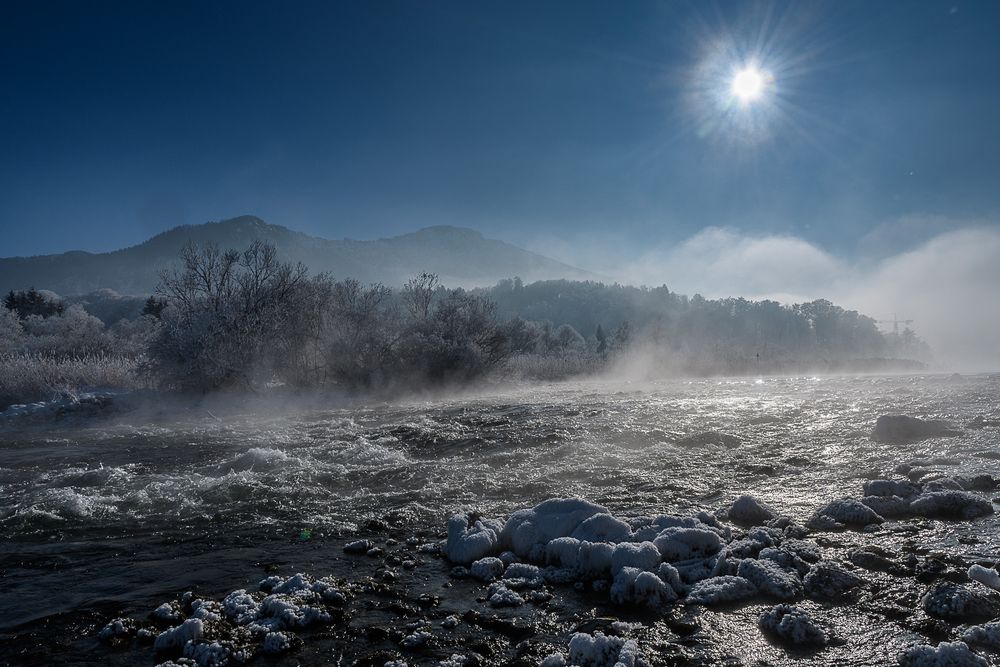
<box><xmin>401</xmin><ymin>272</ymin><xmax>438</xmax><ymax>321</ymax></box>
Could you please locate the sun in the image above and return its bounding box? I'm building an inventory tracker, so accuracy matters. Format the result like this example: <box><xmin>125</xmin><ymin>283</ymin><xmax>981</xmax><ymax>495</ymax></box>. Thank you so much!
<box><xmin>731</xmin><ymin>66</ymin><xmax>766</xmax><ymax>104</ymax></box>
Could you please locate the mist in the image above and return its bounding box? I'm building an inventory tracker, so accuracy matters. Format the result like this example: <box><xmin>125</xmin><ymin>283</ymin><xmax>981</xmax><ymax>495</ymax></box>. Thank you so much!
<box><xmin>533</xmin><ymin>222</ymin><xmax>1000</xmax><ymax>372</ymax></box>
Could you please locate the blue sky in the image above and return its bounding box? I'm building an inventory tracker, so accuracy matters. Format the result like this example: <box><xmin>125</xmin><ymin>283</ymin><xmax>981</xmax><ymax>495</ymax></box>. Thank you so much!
<box><xmin>2</xmin><ymin>0</ymin><xmax>999</xmax><ymax>259</ymax></box>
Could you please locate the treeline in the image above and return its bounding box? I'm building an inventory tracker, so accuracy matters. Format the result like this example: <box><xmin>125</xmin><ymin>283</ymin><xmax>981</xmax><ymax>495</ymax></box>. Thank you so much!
<box><xmin>0</xmin><ymin>241</ymin><xmax>930</xmax><ymax>406</ymax></box>
<box><xmin>477</xmin><ymin>278</ymin><xmax>930</xmax><ymax>370</ymax></box>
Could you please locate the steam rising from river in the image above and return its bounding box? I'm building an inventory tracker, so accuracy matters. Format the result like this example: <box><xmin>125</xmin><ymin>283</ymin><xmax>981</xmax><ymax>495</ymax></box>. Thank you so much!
<box><xmin>532</xmin><ymin>223</ymin><xmax>1000</xmax><ymax>371</ymax></box>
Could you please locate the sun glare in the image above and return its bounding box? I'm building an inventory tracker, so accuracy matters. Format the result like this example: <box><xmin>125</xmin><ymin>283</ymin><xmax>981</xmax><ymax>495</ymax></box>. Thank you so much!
<box><xmin>731</xmin><ymin>66</ymin><xmax>766</xmax><ymax>104</ymax></box>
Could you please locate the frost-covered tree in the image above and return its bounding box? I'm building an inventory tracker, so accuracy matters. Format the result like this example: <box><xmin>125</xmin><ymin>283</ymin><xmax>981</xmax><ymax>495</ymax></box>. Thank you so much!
<box><xmin>149</xmin><ymin>241</ymin><xmax>326</xmax><ymax>390</ymax></box>
<box><xmin>0</xmin><ymin>304</ymin><xmax>25</xmax><ymax>353</ymax></box>
<box><xmin>20</xmin><ymin>305</ymin><xmax>114</xmax><ymax>356</ymax></box>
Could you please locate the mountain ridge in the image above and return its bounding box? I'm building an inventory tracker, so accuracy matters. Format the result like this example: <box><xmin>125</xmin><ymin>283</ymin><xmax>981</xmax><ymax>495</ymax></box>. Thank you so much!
<box><xmin>0</xmin><ymin>216</ymin><xmax>599</xmax><ymax>295</ymax></box>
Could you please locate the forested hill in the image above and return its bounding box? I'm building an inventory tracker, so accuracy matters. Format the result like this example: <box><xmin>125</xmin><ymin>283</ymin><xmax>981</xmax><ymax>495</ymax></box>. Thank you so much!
<box><xmin>476</xmin><ymin>279</ymin><xmax>930</xmax><ymax>369</ymax></box>
<box><xmin>0</xmin><ymin>216</ymin><xmax>598</xmax><ymax>295</ymax></box>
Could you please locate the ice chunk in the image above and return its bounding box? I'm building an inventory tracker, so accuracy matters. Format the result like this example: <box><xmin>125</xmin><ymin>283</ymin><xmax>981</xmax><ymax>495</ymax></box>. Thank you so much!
<box><xmin>803</xmin><ymin>561</ymin><xmax>864</xmax><ymax>600</ymax></box>
<box><xmin>610</xmin><ymin>542</ymin><xmax>661</xmax><ymax>575</ymax></box>
<box><xmin>909</xmin><ymin>492</ymin><xmax>994</xmax><ymax>520</ymax></box>
<box><xmin>654</xmin><ymin>527</ymin><xmax>723</xmax><ymax>562</ymax></box>
<box><xmin>737</xmin><ymin>559</ymin><xmax>803</xmax><ymax>600</ymax></box>
<box><xmin>154</xmin><ymin>619</ymin><xmax>204</xmax><ymax>652</ymax></box>
<box><xmin>500</xmin><ymin>498</ymin><xmax>608</xmax><ymax>559</ymax></box>
<box><xmin>686</xmin><ymin>575</ymin><xmax>757</xmax><ymax>605</ymax></box>
<box><xmin>921</xmin><ymin>583</ymin><xmax>1000</xmax><ymax>621</ymax></box>
<box><xmin>610</xmin><ymin>567</ymin><xmax>677</xmax><ymax>606</ymax></box>
<box><xmin>758</xmin><ymin>604</ymin><xmax>827</xmax><ymax>646</ymax></box>
<box><xmin>898</xmin><ymin>641</ymin><xmax>987</xmax><ymax>667</ymax></box>
<box><xmin>470</xmin><ymin>557</ymin><xmax>505</xmax><ymax>582</ymax></box>
<box><xmin>444</xmin><ymin>514</ymin><xmax>501</xmax><ymax>564</ymax></box>
<box><xmin>968</xmin><ymin>565</ymin><xmax>1000</xmax><ymax>593</ymax></box>
<box><xmin>728</xmin><ymin>495</ymin><xmax>775</xmax><ymax>524</ymax></box>
<box><xmin>571</xmin><ymin>513</ymin><xmax>632</xmax><ymax>543</ymax></box>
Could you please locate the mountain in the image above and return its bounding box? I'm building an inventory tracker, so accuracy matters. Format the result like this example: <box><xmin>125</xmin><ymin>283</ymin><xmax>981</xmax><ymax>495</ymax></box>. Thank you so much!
<box><xmin>0</xmin><ymin>216</ymin><xmax>599</xmax><ymax>296</ymax></box>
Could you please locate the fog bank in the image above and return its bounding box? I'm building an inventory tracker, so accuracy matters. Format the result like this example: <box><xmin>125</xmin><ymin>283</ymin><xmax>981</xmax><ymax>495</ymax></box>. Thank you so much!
<box><xmin>534</xmin><ymin>224</ymin><xmax>1000</xmax><ymax>372</ymax></box>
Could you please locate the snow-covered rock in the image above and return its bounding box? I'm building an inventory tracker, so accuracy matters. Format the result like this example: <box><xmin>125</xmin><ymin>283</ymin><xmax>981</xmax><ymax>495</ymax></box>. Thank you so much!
<box><xmin>898</xmin><ymin>641</ymin><xmax>987</xmax><ymax>667</ymax></box>
<box><xmin>808</xmin><ymin>497</ymin><xmax>884</xmax><ymax>529</ymax></box>
<box><xmin>546</xmin><ymin>537</ymin><xmax>582</xmax><ymax>570</ymax></box>
<box><xmin>686</xmin><ymin>575</ymin><xmax>757</xmax><ymax>605</ymax></box>
<box><xmin>182</xmin><ymin>640</ymin><xmax>235</xmax><ymax>665</ymax></box>
<box><xmin>98</xmin><ymin>617</ymin><xmax>138</xmax><ymax>641</ymax></box>
<box><xmin>500</xmin><ymin>498</ymin><xmax>609</xmax><ymax>559</ymax></box>
<box><xmin>571</xmin><ymin>513</ymin><xmax>632</xmax><ymax>543</ymax></box>
<box><xmin>803</xmin><ymin>561</ymin><xmax>864</xmax><ymax>600</ymax></box>
<box><xmin>758</xmin><ymin>604</ymin><xmax>827</xmax><ymax>647</ymax></box>
<box><xmin>470</xmin><ymin>557</ymin><xmax>505</xmax><ymax>582</ymax></box>
<box><xmin>921</xmin><ymin>583</ymin><xmax>1000</xmax><ymax>621</ymax></box>
<box><xmin>909</xmin><ymin>491</ymin><xmax>994</xmax><ymax>520</ymax></box>
<box><xmin>566</xmin><ymin>631</ymin><xmax>646</xmax><ymax>667</ymax></box>
<box><xmin>962</xmin><ymin>623</ymin><xmax>1000</xmax><ymax>651</ymax></box>
<box><xmin>759</xmin><ymin>547</ymin><xmax>810</xmax><ymax>577</ymax></box>
<box><xmin>654</xmin><ymin>527</ymin><xmax>723</xmax><ymax>562</ymax></box>
<box><xmin>578</xmin><ymin>541</ymin><xmax>615</xmax><ymax>578</ymax></box>
<box><xmin>968</xmin><ymin>565</ymin><xmax>1000</xmax><ymax>593</ymax></box>
<box><xmin>486</xmin><ymin>582</ymin><xmax>524</xmax><ymax>607</ymax></box>
<box><xmin>261</xmin><ymin>631</ymin><xmax>291</xmax><ymax>654</ymax></box>
<box><xmin>445</xmin><ymin>514</ymin><xmax>502</xmax><ymax>564</ymax></box>
<box><xmin>728</xmin><ymin>495</ymin><xmax>775</xmax><ymax>524</ymax></box>
<box><xmin>154</xmin><ymin>619</ymin><xmax>204</xmax><ymax>652</ymax></box>
<box><xmin>401</xmin><ymin>630</ymin><xmax>432</xmax><ymax>649</ymax></box>
<box><xmin>861</xmin><ymin>495</ymin><xmax>913</xmax><ymax>518</ymax></box>
<box><xmin>672</xmin><ymin>552</ymin><xmax>727</xmax><ymax>585</ymax></box>
<box><xmin>737</xmin><ymin>558</ymin><xmax>803</xmax><ymax>600</ymax></box>
<box><xmin>610</xmin><ymin>542</ymin><xmax>661</xmax><ymax>575</ymax></box>
<box><xmin>610</xmin><ymin>567</ymin><xmax>677</xmax><ymax>606</ymax></box>
<box><xmin>863</xmin><ymin>479</ymin><xmax>921</xmax><ymax>498</ymax></box>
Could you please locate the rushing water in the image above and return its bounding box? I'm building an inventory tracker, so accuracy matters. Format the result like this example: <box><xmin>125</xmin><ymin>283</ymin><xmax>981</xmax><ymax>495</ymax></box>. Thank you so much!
<box><xmin>1</xmin><ymin>373</ymin><xmax>999</xmax><ymax>665</ymax></box>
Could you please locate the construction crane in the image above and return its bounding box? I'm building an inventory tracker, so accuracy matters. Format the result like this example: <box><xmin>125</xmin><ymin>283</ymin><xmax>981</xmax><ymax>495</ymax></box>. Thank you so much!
<box><xmin>877</xmin><ymin>315</ymin><xmax>914</xmax><ymax>335</ymax></box>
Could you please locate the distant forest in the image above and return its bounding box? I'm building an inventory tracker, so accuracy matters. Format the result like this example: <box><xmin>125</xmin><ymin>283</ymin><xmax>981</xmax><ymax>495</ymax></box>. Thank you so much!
<box><xmin>1</xmin><ymin>242</ymin><xmax>929</xmax><ymax>408</ymax></box>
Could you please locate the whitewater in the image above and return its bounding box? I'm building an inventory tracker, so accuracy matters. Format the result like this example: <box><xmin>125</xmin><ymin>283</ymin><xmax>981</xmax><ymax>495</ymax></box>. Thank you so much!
<box><xmin>1</xmin><ymin>373</ymin><xmax>999</xmax><ymax>665</ymax></box>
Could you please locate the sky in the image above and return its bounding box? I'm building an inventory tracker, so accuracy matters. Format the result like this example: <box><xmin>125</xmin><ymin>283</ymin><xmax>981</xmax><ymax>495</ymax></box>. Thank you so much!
<box><xmin>3</xmin><ymin>0</ymin><xmax>1000</xmax><ymax>368</ymax></box>
<box><xmin>2</xmin><ymin>0</ymin><xmax>999</xmax><ymax>257</ymax></box>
